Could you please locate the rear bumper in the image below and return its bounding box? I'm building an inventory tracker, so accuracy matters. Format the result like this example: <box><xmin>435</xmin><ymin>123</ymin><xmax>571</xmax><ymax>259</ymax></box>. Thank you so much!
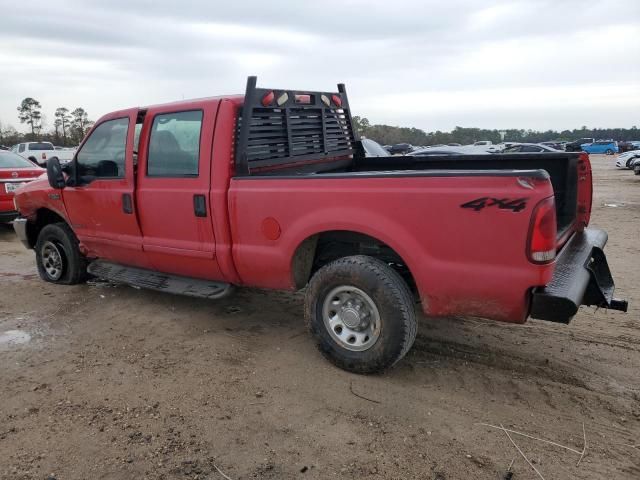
<box><xmin>0</xmin><ymin>210</ymin><xmax>19</xmax><ymax>223</ymax></box>
<box><xmin>12</xmin><ymin>217</ymin><xmax>31</xmax><ymax>249</ymax></box>
<box><xmin>530</xmin><ymin>228</ymin><xmax>627</xmax><ymax>323</ymax></box>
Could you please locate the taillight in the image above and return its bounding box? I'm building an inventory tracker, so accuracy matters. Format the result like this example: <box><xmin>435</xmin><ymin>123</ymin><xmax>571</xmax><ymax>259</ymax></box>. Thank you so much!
<box><xmin>527</xmin><ymin>196</ymin><xmax>557</xmax><ymax>264</ymax></box>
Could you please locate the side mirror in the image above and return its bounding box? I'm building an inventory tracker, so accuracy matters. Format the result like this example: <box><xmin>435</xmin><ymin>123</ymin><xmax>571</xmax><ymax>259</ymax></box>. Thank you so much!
<box><xmin>46</xmin><ymin>157</ymin><xmax>66</xmax><ymax>189</ymax></box>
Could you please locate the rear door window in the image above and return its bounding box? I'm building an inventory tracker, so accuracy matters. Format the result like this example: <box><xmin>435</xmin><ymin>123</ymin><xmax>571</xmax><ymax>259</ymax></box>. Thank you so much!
<box><xmin>147</xmin><ymin>110</ymin><xmax>203</xmax><ymax>177</ymax></box>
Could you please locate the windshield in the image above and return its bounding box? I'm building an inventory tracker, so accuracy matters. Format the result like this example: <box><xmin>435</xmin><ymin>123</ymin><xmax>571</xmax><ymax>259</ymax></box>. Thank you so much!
<box><xmin>28</xmin><ymin>142</ymin><xmax>54</xmax><ymax>151</ymax></box>
<box><xmin>361</xmin><ymin>138</ymin><xmax>390</xmax><ymax>157</ymax></box>
<box><xmin>0</xmin><ymin>151</ymin><xmax>39</xmax><ymax>168</ymax></box>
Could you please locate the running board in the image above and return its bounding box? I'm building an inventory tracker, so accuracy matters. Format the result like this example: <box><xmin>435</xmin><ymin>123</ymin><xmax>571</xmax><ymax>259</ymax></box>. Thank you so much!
<box><xmin>87</xmin><ymin>260</ymin><xmax>234</xmax><ymax>299</ymax></box>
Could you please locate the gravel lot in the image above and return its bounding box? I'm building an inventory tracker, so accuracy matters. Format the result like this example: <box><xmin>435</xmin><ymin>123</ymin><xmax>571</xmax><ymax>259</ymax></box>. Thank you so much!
<box><xmin>1</xmin><ymin>154</ymin><xmax>638</xmax><ymax>479</ymax></box>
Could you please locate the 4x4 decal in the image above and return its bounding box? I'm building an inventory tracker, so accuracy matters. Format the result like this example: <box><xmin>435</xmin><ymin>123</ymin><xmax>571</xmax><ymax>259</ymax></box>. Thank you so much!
<box><xmin>461</xmin><ymin>197</ymin><xmax>527</xmax><ymax>212</ymax></box>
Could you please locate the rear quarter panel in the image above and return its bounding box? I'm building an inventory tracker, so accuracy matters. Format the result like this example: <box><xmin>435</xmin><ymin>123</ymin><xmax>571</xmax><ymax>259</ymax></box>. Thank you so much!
<box><xmin>229</xmin><ymin>173</ymin><xmax>556</xmax><ymax>323</ymax></box>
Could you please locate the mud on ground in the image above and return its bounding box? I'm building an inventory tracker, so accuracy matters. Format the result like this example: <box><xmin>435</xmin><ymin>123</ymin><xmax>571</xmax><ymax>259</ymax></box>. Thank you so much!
<box><xmin>1</xmin><ymin>155</ymin><xmax>639</xmax><ymax>479</ymax></box>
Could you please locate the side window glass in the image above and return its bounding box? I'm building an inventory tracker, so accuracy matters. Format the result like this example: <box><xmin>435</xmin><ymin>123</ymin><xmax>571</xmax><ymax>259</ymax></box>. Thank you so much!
<box><xmin>147</xmin><ymin>110</ymin><xmax>202</xmax><ymax>177</ymax></box>
<box><xmin>76</xmin><ymin>118</ymin><xmax>129</xmax><ymax>179</ymax></box>
<box><xmin>18</xmin><ymin>144</ymin><xmax>25</xmax><ymax>153</ymax></box>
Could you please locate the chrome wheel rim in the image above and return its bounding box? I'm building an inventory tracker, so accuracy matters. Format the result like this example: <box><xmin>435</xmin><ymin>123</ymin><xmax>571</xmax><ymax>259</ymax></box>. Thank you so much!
<box><xmin>322</xmin><ymin>285</ymin><xmax>381</xmax><ymax>351</ymax></box>
<box><xmin>41</xmin><ymin>241</ymin><xmax>64</xmax><ymax>280</ymax></box>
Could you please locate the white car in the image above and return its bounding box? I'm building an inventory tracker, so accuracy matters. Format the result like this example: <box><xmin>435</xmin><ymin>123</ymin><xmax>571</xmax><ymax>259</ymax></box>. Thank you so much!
<box><xmin>11</xmin><ymin>141</ymin><xmax>75</xmax><ymax>167</ymax></box>
<box><xmin>615</xmin><ymin>150</ymin><xmax>640</xmax><ymax>169</ymax></box>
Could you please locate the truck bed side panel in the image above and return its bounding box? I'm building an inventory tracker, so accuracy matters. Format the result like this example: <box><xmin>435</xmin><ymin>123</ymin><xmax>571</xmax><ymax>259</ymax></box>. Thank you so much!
<box><xmin>229</xmin><ymin>173</ymin><xmax>555</xmax><ymax>323</ymax></box>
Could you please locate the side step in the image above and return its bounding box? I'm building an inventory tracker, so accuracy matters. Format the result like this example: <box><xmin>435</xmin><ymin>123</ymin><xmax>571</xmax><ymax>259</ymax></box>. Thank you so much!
<box><xmin>87</xmin><ymin>260</ymin><xmax>234</xmax><ymax>299</ymax></box>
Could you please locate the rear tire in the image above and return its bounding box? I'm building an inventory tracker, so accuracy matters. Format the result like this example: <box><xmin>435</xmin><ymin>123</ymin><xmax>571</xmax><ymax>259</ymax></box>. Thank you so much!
<box><xmin>304</xmin><ymin>255</ymin><xmax>417</xmax><ymax>374</ymax></box>
<box><xmin>35</xmin><ymin>223</ymin><xmax>87</xmax><ymax>284</ymax></box>
<box><xmin>605</xmin><ymin>149</ymin><xmax>613</xmax><ymax>155</ymax></box>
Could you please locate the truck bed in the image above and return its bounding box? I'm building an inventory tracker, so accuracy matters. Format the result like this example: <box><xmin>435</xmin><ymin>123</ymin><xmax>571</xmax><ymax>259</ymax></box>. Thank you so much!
<box><xmin>245</xmin><ymin>152</ymin><xmax>580</xmax><ymax>239</ymax></box>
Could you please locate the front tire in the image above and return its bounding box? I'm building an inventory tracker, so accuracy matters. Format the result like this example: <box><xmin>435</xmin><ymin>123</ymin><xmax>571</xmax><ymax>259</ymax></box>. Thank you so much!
<box><xmin>35</xmin><ymin>223</ymin><xmax>87</xmax><ymax>284</ymax></box>
<box><xmin>304</xmin><ymin>255</ymin><xmax>417</xmax><ymax>374</ymax></box>
<box><xmin>606</xmin><ymin>149</ymin><xmax>613</xmax><ymax>155</ymax></box>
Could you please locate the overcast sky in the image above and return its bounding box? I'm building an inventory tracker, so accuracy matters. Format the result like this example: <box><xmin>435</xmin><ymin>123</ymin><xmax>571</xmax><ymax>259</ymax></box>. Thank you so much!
<box><xmin>1</xmin><ymin>0</ymin><xmax>639</xmax><ymax>132</ymax></box>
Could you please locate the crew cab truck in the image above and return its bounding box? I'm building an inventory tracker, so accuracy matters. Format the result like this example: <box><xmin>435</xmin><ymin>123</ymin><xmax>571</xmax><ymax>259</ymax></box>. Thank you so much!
<box><xmin>12</xmin><ymin>141</ymin><xmax>75</xmax><ymax>166</ymax></box>
<box><xmin>12</xmin><ymin>77</ymin><xmax>627</xmax><ymax>373</ymax></box>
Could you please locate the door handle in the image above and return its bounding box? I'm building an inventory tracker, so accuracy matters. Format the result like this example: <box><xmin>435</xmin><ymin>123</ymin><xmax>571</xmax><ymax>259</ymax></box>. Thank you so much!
<box><xmin>122</xmin><ymin>193</ymin><xmax>133</xmax><ymax>214</ymax></box>
<box><xmin>193</xmin><ymin>194</ymin><xmax>207</xmax><ymax>217</ymax></box>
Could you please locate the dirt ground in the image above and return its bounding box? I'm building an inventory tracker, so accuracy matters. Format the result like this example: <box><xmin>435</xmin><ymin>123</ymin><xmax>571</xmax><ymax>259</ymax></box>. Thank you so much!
<box><xmin>1</xmin><ymin>154</ymin><xmax>639</xmax><ymax>480</ymax></box>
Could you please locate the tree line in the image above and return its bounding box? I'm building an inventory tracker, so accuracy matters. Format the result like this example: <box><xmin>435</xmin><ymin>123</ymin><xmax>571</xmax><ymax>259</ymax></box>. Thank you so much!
<box><xmin>352</xmin><ymin>116</ymin><xmax>640</xmax><ymax>146</ymax></box>
<box><xmin>0</xmin><ymin>97</ymin><xmax>94</xmax><ymax>147</ymax></box>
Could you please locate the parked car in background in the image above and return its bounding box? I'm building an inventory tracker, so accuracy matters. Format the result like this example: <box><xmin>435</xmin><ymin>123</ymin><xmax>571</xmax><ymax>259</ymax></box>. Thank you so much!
<box><xmin>615</xmin><ymin>150</ymin><xmax>640</xmax><ymax>169</ymax></box>
<box><xmin>473</xmin><ymin>140</ymin><xmax>492</xmax><ymax>146</ymax></box>
<box><xmin>0</xmin><ymin>145</ymin><xmax>9</xmax><ymax>151</ymax></box>
<box><xmin>361</xmin><ymin>138</ymin><xmax>390</xmax><ymax>157</ymax></box>
<box><xmin>409</xmin><ymin>146</ymin><xmax>489</xmax><ymax>156</ymax></box>
<box><xmin>565</xmin><ymin>138</ymin><xmax>595</xmax><ymax>152</ymax></box>
<box><xmin>617</xmin><ymin>141</ymin><xmax>640</xmax><ymax>153</ymax></box>
<box><xmin>581</xmin><ymin>140</ymin><xmax>618</xmax><ymax>155</ymax></box>
<box><xmin>12</xmin><ymin>142</ymin><xmax>75</xmax><ymax>166</ymax></box>
<box><xmin>0</xmin><ymin>150</ymin><xmax>44</xmax><ymax>223</ymax></box>
<box><xmin>387</xmin><ymin>143</ymin><xmax>414</xmax><ymax>155</ymax></box>
<box><xmin>503</xmin><ymin>143</ymin><xmax>561</xmax><ymax>153</ymax></box>
<box><xmin>539</xmin><ymin>141</ymin><xmax>564</xmax><ymax>150</ymax></box>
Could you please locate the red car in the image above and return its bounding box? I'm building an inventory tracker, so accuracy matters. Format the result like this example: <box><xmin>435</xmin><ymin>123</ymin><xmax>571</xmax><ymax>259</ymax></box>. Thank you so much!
<box><xmin>12</xmin><ymin>77</ymin><xmax>627</xmax><ymax>373</ymax></box>
<box><xmin>0</xmin><ymin>150</ymin><xmax>44</xmax><ymax>223</ymax></box>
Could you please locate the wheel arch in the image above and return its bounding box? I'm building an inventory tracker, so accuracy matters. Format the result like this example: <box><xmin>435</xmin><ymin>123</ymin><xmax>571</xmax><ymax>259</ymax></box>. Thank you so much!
<box><xmin>25</xmin><ymin>208</ymin><xmax>69</xmax><ymax>248</ymax></box>
<box><xmin>290</xmin><ymin>229</ymin><xmax>418</xmax><ymax>295</ymax></box>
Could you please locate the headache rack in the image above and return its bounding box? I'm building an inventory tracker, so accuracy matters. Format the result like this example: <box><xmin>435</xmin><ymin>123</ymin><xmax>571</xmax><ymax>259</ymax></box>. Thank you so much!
<box><xmin>235</xmin><ymin>76</ymin><xmax>358</xmax><ymax>175</ymax></box>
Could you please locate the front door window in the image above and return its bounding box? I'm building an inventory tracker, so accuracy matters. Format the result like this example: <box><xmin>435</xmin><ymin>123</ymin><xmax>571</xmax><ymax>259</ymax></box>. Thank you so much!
<box><xmin>75</xmin><ymin>118</ymin><xmax>129</xmax><ymax>182</ymax></box>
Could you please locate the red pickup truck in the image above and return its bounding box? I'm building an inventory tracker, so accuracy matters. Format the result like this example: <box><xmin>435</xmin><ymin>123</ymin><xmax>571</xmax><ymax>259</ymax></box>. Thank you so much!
<box><xmin>13</xmin><ymin>77</ymin><xmax>627</xmax><ymax>373</ymax></box>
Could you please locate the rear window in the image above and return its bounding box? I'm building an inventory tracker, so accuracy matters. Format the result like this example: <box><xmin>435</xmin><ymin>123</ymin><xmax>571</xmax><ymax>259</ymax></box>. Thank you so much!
<box><xmin>0</xmin><ymin>151</ymin><xmax>38</xmax><ymax>168</ymax></box>
<box><xmin>28</xmin><ymin>142</ymin><xmax>54</xmax><ymax>150</ymax></box>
